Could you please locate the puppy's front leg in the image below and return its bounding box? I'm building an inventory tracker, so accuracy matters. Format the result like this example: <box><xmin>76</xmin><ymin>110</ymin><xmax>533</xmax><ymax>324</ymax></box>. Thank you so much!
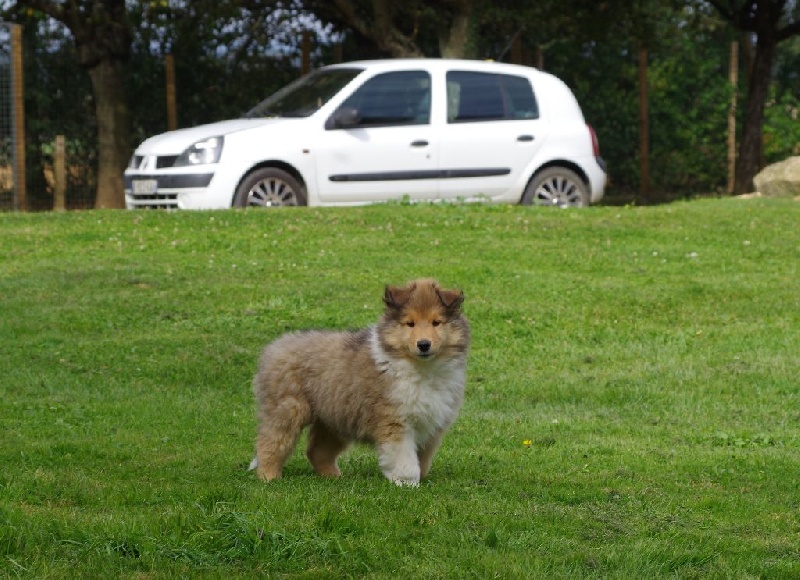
<box><xmin>418</xmin><ymin>428</ymin><xmax>446</xmax><ymax>480</ymax></box>
<box><xmin>377</xmin><ymin>436</ymin><xmax>420</xmax><ymax>486</ymax></box>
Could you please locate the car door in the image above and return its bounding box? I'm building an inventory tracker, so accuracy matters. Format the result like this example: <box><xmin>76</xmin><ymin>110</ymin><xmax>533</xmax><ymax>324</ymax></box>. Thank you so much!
<box><xmin>437</xmin><ymin>70</ymin><xmax>546</xmax><ymax>201</ymax></box>
<box><xmin>314</xmin><ymin>70</ymin><xmax>439</xmax><ymax>203</ymax></box>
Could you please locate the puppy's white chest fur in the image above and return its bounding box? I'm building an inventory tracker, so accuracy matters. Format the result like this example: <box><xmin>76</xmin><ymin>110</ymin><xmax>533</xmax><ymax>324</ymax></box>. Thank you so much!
<box><xmin>370</xmin><ymin>329</ymin><xmax>465</xmax><ymax>445</ymax></box>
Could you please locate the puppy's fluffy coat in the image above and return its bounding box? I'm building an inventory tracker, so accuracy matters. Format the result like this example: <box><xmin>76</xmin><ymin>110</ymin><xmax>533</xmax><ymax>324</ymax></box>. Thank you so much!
<box><xmin>251</xmin><ymin>279</ymin><xmax>470</xmax><ymax>485</ymax></box>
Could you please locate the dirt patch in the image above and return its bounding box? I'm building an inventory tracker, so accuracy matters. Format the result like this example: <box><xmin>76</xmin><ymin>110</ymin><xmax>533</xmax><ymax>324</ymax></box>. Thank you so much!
<box><xmin>736</xmin><ymin>191</ymin><xmax>800</xmax><ymax>201</ymax></box>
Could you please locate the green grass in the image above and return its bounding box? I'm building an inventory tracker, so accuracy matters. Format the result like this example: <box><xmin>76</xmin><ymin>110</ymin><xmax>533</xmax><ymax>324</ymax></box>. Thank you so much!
<box><xmin>1</xmin><ymin>199</ymin><xmax>799</xmax><ymax>578</ymax></box>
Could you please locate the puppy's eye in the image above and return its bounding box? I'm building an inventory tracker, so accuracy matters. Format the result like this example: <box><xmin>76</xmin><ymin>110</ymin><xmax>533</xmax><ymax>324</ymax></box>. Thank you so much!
<box><xmin>432</xmin><ymin>320</ymin><xmax>442</xmax><ymax>327</ymax></box>
<box><xmin>405</xmin><ymin>321</ymin><xmax>415</xmax><ymax>328</ymax></box>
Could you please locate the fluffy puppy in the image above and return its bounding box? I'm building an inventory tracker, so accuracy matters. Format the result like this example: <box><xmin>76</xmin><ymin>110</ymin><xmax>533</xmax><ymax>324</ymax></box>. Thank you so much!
<box><xmin>250</xmin><ymin>279</ymin><xmax>470</xmax><ymax>485</ymax></box>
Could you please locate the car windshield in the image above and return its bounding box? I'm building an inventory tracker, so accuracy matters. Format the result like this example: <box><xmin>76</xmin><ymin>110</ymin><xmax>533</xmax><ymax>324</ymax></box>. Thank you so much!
<box><xmin>244</xmin><ymin>67</ymin><xmax>364</xmax><ymax>119</ymax></box>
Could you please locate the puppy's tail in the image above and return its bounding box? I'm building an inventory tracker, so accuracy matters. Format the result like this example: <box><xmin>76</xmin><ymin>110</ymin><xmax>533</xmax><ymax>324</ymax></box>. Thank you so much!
<box><xmin>248</xmin><ymin>456</ymin><xmax>258</xmax><ymax>471</ymax></box>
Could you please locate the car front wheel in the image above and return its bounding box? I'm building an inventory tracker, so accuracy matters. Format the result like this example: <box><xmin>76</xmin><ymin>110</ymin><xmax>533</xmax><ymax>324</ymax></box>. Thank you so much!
<box><xmin>233</xmin><ymin>168</ymin><xmax>307</xmax><ymax>207</ymax></box>
<box><xmin>521</xmin><ymin>167</ymin><xmax>589</xmax><ymax>208</ymax></box>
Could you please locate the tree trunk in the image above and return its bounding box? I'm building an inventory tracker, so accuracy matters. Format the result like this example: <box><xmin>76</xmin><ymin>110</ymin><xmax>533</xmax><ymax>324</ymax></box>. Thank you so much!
<box><xmin>15</xmin><ymin>0</ymin><xmax>133</xmax><ymax>209</ymax></box>
<box><xmin>88</xmin><ymin>58</ymin><xmax>130</xmax><ymax>208</ymax></box>
<box><xmin>734</xmin><ymin>30</ymin><xmax>775</xmax><ymax>194</ymax></box>
<box><xmin>439</xmin><ymin>1</ymin><xmax>473</xmax><ymax>58</ymax></box>
<box><xmin>707</xmin><ymin>0</ymin><xmax>800</xmax><ymax>192</ymax></box>
<box><xmin>332</xmin><ymin>0</ymin><xmax>423</xmax><ymax>57</ymax></box>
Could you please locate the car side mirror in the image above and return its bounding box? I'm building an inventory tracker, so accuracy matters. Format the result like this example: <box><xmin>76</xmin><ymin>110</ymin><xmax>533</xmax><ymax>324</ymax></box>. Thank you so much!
<box><xmin>325</xmin><ymin>106</ymin><xmax>361</xmax><ymax>130</ymax></box>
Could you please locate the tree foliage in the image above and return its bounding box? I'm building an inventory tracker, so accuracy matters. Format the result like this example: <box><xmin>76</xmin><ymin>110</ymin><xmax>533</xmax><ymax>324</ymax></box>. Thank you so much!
<box><xmin>306</xmin><ymin>0</ymin><xmax>476</xmax><ymax>58</ymax></box>
<box><xmin>707</xmin><ymin>0</ymin><xmax>800</xmax><ymax>192</ymax></box>
<box><xmin>14</xmin><ymin>11</ymin><xmax>96</xmax><ymax>209</ymax></box>
<box><xmin>5</xmin><ymin>0</ymin><xmax>132</xmax><ymax>208</ymax></box>
<box><xmin>126</xmin><ymin>0</ymin><xmax>305</xmax><ymax>142</ymax></box>
<box><xmin>2</xmin><ymin>0</ymin><xmax>800</xmax><ymax>207</ymax></box>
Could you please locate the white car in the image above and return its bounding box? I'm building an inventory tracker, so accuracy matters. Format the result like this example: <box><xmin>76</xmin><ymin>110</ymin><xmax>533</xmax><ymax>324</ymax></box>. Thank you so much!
<box><xmin>124</xmin><ymin>59</ymin><xmax>607</xmax><ymax>209</ymax></box>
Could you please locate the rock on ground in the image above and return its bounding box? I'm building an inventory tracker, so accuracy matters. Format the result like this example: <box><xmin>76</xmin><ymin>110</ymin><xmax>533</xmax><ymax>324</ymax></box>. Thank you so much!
<box><xmin>753</xmin><ymin>156</ymin><xmax>800</xmax><ymax>198</ymax></box>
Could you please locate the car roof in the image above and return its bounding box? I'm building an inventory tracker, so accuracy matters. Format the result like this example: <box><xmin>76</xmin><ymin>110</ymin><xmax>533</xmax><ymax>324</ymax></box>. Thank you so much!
<box><xmin>331</xmin><ymin>58</ymin><xmax>551</xmax><ymax>76</ymax></box>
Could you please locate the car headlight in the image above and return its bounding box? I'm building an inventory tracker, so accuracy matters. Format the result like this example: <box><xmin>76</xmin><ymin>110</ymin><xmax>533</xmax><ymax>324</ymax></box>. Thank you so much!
<box><xmin>174</xmin><ymin>136</ymin><xmax>224</xmax><ymax>166</ymax></box>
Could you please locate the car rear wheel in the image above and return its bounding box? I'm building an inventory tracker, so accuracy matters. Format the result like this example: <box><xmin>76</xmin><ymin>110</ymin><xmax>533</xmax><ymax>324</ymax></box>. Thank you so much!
<box><xmin>521</xmin><ymin>167</ymin><xmax>589</xmax><ymax>208</ymax></box>
<box><xmin>233</xmin><ymin>167</ymin><xmax>307</xmax><ymax>207</ymax></box>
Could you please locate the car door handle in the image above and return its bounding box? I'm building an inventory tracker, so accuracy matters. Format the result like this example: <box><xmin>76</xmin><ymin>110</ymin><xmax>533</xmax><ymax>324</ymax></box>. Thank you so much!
<box><xmin>517</xmin><ymin>135</ymin><xmax>535</xmax><ymax>142</ymax></box>
<box><xmin>411</xmin><ymin>140</ymin><xmax>429</xmax><ymax>147</ymax></box>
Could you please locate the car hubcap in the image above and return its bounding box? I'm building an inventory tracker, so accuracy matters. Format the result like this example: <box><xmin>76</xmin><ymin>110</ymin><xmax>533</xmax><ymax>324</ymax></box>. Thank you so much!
<box><xmin>533</xmin><ymin>175</ymin><xmax>585</xmax><ymax>207</ymax></box>
<box><xmin>246</xmin><ymin>178</ymin><xmax>298</xmax><ymax>207</ymax></box>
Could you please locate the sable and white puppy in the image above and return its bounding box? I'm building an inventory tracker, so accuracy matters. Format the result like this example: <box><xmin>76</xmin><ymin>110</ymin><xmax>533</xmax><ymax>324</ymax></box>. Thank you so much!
<box><xmin>250</xmin><ymin>279</ymin><xmax>470</xmax><ymax>485</ymax></box>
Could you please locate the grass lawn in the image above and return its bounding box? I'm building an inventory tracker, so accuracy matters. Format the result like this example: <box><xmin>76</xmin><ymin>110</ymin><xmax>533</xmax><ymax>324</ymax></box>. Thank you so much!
<box><xmin>1</xmin><ymin>198</ymin><xmax>799</xmax><ymax>577</ymax></box>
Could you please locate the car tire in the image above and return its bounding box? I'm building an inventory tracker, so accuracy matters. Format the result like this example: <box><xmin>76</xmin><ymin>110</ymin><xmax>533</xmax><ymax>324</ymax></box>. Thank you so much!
<box><xmin>233</xmin><ymin>167</ymin><xmax>307</xmax><ymax>207</ymax></box>
<box><xmin>521</xmin><ymin>167</ymin><xmax>590</xmax><ymax>208</ymax></box>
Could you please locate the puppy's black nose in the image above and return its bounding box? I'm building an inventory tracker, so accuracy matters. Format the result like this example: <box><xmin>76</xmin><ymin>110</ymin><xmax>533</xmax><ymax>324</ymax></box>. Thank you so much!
<box><xmin>417</xmin><ymin>339</ymin><xmax>431</xmax><ymax>353</ymax></box>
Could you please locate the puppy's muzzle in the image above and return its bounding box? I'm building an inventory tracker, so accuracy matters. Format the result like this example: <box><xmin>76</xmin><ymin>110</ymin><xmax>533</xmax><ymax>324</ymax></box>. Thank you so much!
<box><xmin>416</xmin><ymin>339</ymin><xmax>432</xmax><ymax>355</ymax></box>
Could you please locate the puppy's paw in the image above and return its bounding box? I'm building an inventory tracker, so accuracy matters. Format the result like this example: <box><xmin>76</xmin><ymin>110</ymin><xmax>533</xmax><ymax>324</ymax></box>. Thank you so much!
<box><xmin>378</xmin><ymin>439</ymin><xmax>421</xmax><ymax>486</ymax></box>
<box><xmin>392</xmin><ymin>477</ymin><xmax>420</xmax><ymax>488</ymax></box>
<box><xmin>385</xmin><ymin>464</ymin><xmax>420</xmax><ymax>487</ymax></box>
<box><xmin>256</xmin><ymin>466</ymin><xmax>282</xmax><ymax>482</ymax></box>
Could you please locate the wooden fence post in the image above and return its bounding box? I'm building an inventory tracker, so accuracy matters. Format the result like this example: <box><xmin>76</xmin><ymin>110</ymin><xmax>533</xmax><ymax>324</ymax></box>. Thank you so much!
<box><xmin>165</xmin><ymin>54</ymin><xmax>177</xmax><ymax>131</ymax></box>
<box><xmin>302</xmin><ymin>31</ymin><xmax>311</xmax><ymax>75</ymax></box>
<box><xmin>511</xmin><ymin>34</ymin><xmax>522</xmax><ymax>65</ymax></box>
<box><xmin>53</xmin><ymin>135</ymin><xmax>66</xmax><ymax>211</ymax></box>
<box><xmin>727</xmin><ymin>41</ymin><xmax>738</xmax><ymax>195</ymax></box>
<box><xmin>11</xmin><ymin>23</ymin><xmax>25</xmax><ymax>211</ymax></box>
<box><xmin>638</xmin><ymin>44</ymin><xmax>650</xmax><ymax>201</ymax></box>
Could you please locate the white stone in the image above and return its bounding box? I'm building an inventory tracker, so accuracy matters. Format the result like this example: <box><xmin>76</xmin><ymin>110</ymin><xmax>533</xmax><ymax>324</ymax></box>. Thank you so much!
<box><xmin>753</xmin><ymin>156</ymin><xmax>800</xmax><ymax>197</ymax></box>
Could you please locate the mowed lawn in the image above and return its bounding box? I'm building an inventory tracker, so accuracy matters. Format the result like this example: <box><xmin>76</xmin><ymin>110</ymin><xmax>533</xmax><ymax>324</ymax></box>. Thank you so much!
<box><xmin>1</xmin><ymin>198</ymin><xmax>798</xmax><ymax>578</ymax></box>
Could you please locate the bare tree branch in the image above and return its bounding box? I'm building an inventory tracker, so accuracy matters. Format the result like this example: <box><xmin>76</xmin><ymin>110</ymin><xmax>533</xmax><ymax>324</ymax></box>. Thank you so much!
<box><xmin>328</xmin><ymin>0</ymin><xmax>424</xmax><ymax>56</ymax></box>
<box><xmin>777</xmin><ymin>16</ymin><xmax>800</xmax><ymax>41</ymax></box>
<box><xmin>13</xmin><ymin>0</ymin><xmax>64</xmax><ymax>20</ymax></box>
<box><xmin>331</xmin><ymin>0</ymin><xmax>373</xmax><ymax>40</ymax></box>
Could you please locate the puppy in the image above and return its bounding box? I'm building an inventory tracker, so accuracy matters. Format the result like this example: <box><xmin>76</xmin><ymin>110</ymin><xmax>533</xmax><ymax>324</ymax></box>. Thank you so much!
<box><xmin>250</xmin><ymin>279</ymin><xmax>470</xmax><ymax>485</ymax></box>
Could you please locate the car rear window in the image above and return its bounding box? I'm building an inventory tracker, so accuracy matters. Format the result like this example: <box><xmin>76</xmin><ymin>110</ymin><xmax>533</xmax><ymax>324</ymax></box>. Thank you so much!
<box><xmin>446</xmin><ymin>71</ymin><xmax>539</xmax><ymax>123</ymax></box>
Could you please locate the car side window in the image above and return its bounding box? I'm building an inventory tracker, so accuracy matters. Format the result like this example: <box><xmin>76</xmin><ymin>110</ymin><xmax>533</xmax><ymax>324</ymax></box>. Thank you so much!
<box><xmin>334</xmin><ymin>70</ymin><xmax>431</xmax><ymax>128</ymax></box>
<box><xmin>446</xmin><ymin>71</ymin><xmax>539</xmax><ymax>123</ymax></box>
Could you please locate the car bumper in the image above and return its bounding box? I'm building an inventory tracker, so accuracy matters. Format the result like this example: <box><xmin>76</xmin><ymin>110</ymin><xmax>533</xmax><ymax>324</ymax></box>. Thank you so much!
<box><xmin>123</xmin><ymin>173</ymin><xmax>214</xmax><ymax>209</ymax></box>
<box><xmin>582</xmin><ymin>157</ymin><xmax>608</xmax><ymax>204</ymax></box>
<box><xmin>124</xmin><ymin>169</ymin><xmax>243</xmax><ymax>209</ymax></box>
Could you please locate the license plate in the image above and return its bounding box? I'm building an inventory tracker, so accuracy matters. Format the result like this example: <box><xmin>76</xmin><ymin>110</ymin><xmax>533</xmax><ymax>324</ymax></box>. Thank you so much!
<box><xmin>132</xmin><ymin>179</ymin><xmax>158</xmax><ymax>195</ymax></box>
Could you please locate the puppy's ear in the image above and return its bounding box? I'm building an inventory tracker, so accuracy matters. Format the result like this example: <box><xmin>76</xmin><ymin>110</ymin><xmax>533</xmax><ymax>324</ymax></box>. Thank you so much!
<box><xmin>436</xmin><ymin>287</ymin><xmax>464</xmax><ymax>314</ymax></box>
<box><xmin>383</xmin><ymin>282</ymin><xmax>416</xmax><ymax>309</ymax></box>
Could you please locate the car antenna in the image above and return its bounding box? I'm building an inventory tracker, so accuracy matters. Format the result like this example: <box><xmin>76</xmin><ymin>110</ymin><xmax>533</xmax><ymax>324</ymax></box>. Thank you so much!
<box><xmin>496</xmin><ymin>27</ymin><xmax>525</xmax><ymax>62</ymax></box>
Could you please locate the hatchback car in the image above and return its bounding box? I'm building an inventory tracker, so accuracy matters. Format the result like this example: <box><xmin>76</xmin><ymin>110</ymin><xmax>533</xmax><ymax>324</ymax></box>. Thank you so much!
<box><xmin>124</xmin><ymin>59</ymin><xmax>607</xmax><ymax>209</ymax></box>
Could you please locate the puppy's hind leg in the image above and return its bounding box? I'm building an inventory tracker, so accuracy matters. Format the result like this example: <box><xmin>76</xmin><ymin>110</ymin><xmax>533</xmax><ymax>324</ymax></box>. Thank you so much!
<box><xmin>255</xmin><ymin>396</ymin><xmax>310</xmax><ymax>482</ymax></box>
<box><xmin>307</xmin><ymin>421</ymin><xmax>349</xmax><ymax>477</ymax></box>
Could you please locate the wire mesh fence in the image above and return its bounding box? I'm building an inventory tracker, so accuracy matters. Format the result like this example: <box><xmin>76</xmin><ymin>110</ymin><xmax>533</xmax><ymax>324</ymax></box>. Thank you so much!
<box><xmin>24</xmin><ymin>21</ymin><xmax>96</xmax><ymax>210</ymax></box>
<box><xmin>1</xmin><ymin>22</ymin><xmax>16</xmax><ymax>210</ymax></box>
<box><xmin>0</xmin><ymin>20</ymin><xmax>98</xmax><ymax>211</ymax></box>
